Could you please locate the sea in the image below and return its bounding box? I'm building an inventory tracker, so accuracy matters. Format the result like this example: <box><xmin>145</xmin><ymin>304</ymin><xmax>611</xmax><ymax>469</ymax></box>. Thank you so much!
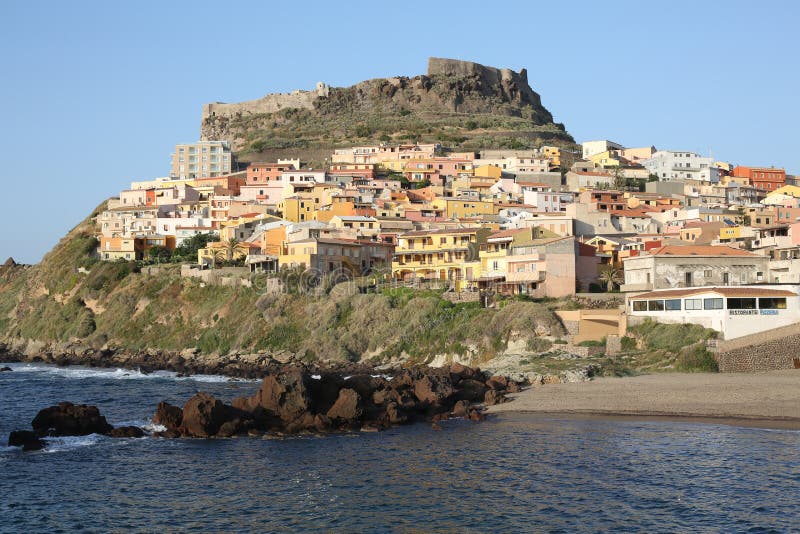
<box><xmin>1</xmin><ymin>362</ymin><xmax>799</xmax><ymax>533</ymax></box>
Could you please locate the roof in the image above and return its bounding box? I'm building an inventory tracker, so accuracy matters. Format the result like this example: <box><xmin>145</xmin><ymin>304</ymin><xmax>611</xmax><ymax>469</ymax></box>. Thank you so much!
<box><xmin>631</xmin><ymin>287</ymin><xmax>796</xmax><ymax>300</ymax></box>
<box><xmin>488</xmin><ymin>228</ymin><xmax>526</xmax><ymax>240</ymax></box>
<box><xmin>647</xmin><ymin>245</ymin><xmax>758</xmax><ymax>257</ymax></box>
<box><xmin>401</xmin><ymin>227</ymin><xmax>479</xmax><ymax>237</ymax></box>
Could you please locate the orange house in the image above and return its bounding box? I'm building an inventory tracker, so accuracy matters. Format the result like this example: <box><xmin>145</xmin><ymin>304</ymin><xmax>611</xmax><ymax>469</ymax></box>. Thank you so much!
<box><xmin>732</xmin><ymin>166</ymin><xmax>786</xmax><ymax>192</ymax></box>
<box><xmin>246</xmin><ymin>163</ymin><xmax>292</xmax><ymax>185</ymax></box>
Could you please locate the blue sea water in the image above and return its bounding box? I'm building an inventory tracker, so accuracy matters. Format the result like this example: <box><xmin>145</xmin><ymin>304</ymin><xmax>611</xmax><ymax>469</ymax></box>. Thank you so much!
<box><xmin>1</xmin><ymin>362</ymin><xmax>799</xmax><ymax>532</ymax></box>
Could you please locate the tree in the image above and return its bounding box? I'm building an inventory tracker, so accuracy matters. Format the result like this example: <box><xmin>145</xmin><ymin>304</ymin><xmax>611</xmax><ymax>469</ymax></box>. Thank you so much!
<box><xmin>172</xmin><ymin>232</ymin><xmax>218</xmax><ymax>262</ymax></box>
<box><xmin>598</xmin><ymin>265</ymin><xmax>623</xmax><ymax>292</ymax></box>
<box><xmin>224</xmin><ymin>238</ymin><xmax>239</xmax><ymax>262</ymax></box>
<box><xmin>612</xmin><ymin>166</ymin><xmax>626</xmax><ymax>190</ymax></box>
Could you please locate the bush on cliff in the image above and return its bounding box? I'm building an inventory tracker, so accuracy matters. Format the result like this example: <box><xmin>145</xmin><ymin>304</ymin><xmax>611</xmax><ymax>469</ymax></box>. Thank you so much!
<box><xmin>675</xmin><ymin>345</ymin><xmax>719</xmax><ymax>373</ymax></box>
<box><xmin>629</xmin><ymin>320</ymin><xmax>717</xmax><ymax>353</ymax></box>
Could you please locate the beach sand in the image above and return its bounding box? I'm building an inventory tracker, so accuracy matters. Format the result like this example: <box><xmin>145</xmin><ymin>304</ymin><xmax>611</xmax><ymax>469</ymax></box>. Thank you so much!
<box><xmin>489</xmin><ymin>370</ymin><xmax>800</xmax><ymax>429</ymax></box>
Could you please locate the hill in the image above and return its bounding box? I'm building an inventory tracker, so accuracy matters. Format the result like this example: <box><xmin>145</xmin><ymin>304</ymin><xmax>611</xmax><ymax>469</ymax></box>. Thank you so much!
<box><xmin>200</xmin><ymin>57</ymin><xmax>575</xmax><ymax>162</ymax></box>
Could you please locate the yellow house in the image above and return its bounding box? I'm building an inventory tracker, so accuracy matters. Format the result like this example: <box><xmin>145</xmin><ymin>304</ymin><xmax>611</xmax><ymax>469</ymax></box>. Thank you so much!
<box><xmin>278</xmin><ymin>237</ymin><xmax>362</xmax><ymax>275</ymax></box>
<box><xmin>278</xmin><ymin>196</ymin><xmax>315</xmax><ymax>222</ymax></box>
<box><xmin>540</xmin><ymin>146</ymin><xmax>561</xmax><ymax>168</ymax></box>
<box><xmin>768</xmin><ymin>185</ymin><xmax>800</xmax><ymax>199</ymax></box>
<box><xmin>392</xmin><ymin>227</ymin><xmax>490</xmax><ymax>287</ymax></box>
<box><xmin>588</xmin><ymin>150</ymin><xmax>623</xmax><ymax>168</ymax></box>
<box><xmin>437</xmin><ymin>197</ymin><xmax>495</xmax><ymax>219</ymax></box>
<box><xmin>198</xmin><ymin>240</ymin><xmax>256</xmax><ymax>265</ymax></box>
<box><xmin>473</xmin><ymin>164</ymin><xmax>503</xmax><ymax>180</ymax></box>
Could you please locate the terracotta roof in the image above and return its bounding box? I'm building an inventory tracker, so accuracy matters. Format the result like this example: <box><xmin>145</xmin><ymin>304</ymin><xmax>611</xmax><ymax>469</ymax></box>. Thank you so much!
<box><xmin>401</xmin><ymin>227</ymin><xmax>479</xmax><ymax>237</ymax></box>
<box><xmin>647</xmin><ymin>245</ymin><xmax>758</xmax><ymax>257</ymax></box>
<box><xmin>630</xmin><ymin>287</ymin><xmax>796</xmax><ymax>300</ymax></box>
<box><xmin>488</xmin><ymin>228</ymin><xmax>526</xmax><ymax>240</ymax></box>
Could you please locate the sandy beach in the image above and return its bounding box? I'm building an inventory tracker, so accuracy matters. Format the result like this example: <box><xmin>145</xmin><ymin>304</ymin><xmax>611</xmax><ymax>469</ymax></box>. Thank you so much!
<box><xmin>489</xmin><ymin>370</ymin><xmax>800</xmax><ymax>429</ymax></box>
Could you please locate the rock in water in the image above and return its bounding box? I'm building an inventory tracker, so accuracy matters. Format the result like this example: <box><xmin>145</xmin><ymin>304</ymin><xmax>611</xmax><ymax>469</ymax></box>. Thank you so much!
<box><xmin>153</xmin><ymin>401</ymin><xmax>183</xmax><ymax>430</ymax></box>
<box><xmin>31</xmin><ymin>402</ymin><xmax>113</xmax><ymax>436</ymax></box>
<box><xmin>326</xmin><ymin>388</ymin><xmax>362</xmax><ymax>422</ymax></box>
<box><xmin>179</xmin><ymin>393</ymin><xmax>229</xmax><ymax>438</ymax></box>
<box><xmin>8</xmin><ymin>430</ymin><xmax>44</xmax><ymax>451</ymax></box>
<box><xmin>0</xmin><ymin>366</ymin><xmax>12</xmax><ymax>372</ymax></box>
<box><xmin>109</xmin><ymin>426</ymin><xmax>145</xmax><ymax>438</ymax></box>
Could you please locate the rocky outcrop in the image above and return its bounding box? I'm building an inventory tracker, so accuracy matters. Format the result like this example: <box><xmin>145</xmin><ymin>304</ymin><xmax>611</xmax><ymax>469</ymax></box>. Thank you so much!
<box><xmin>200</xmin><ymin>57</ymin><xmax>571</xmax><ymax>150</ymax></box>
<box><xmin>8</xmin><ymin>430</ymin><xmax>44</xmax><ymax>451</ymax></box>
<box><xmin>154</xmin><ymin>364</ymin><xmax>524</xmax><ymax>438</ymax></box>
<box><xmin>7</xmin><ymin>402</ymin><xmax>145</xmax><ymax>452</ymax></box>
<box><xmin>31</xmin><ymin>402</ymin><xmax>114</xmax><ymax>437</ymax></box>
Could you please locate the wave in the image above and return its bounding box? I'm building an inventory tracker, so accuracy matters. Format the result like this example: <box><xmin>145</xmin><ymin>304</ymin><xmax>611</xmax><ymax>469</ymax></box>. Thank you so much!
<box><xmin>41</xmin><ymin>434</ymin><xmax>104</xmax><ymax>453</ymax></box>
<box><xmin>4</xmin><ymin>363</ymin><xmax>257</xmax><ymax>383</ymax></box>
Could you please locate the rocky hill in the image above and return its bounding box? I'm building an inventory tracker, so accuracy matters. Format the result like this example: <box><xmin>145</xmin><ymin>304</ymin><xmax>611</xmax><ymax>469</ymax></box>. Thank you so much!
<box><xmin>201</xmin><ymin>57</ymin><xmax>574</xmax><ymax>160</ymax></box>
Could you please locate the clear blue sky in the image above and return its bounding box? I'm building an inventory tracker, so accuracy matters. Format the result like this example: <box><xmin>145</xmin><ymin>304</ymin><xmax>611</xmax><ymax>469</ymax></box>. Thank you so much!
<box><xmin>2</xmin><ymin>0</ymin><xmax>798</xmax><ymax>263</ymax></box>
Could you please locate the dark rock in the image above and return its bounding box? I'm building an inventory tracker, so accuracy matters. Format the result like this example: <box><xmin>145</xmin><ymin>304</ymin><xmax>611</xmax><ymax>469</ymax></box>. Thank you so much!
<box><xmin>109</xmin><ymin>426</ymin><xmax>145</xmax><ymax>438</ymax></box>
<box><xmin>3</xmin><ymin>257</ymin><xmax>17</xmax><ymax>267</ymax></box>
<box><xmin>486</xmin><ymin>375</ymin><xmax>509</xmax><ymax>391</ymax></box>
<box><xmin>0</xmin><ymin>366</ymin><xmax>11</xmax><ymax>372</ymax></box>
<box><xmin>8</xmin><ymin>430</ymin><xmax>45</xmax><ymax>451</ymax></box>
<box><xmin>179</xmin><ymin>393</ymin><xmax>230</xmax><ymax>438</ymax></box>
<box><xmin>153</xmin><ymin>401</ymin><xmax>183</xmax><ymax>430</ymax></box>
<box><xmin>31</xmin><ymin>402</ymin><xmax>113</xmax><ymax>437</ymax></box>
<box><xmin>468</xmin><ymin>408</ymin><xmax>486</xmax><ymax>422</ymax></box>
<box><xmin>413</xmin><ymin>374</ymin><xmax>455</xmax><ymax>405</ymax></box>
<box><xmin>217</xmin><ymin>419</ymin><xmax>245</xmax><ymax>438</ymax></box>
<box><xmin>326</xmin><ymin>388</ymin><xmax>363</xmax><ymax>422</ymax></box>
<box><xmin>453</xmin><ymin>379</ymin><xmax>487</xmax><ymax>403</ymax></box>
<box><xmin>483</xmin><ymin>389</ymin><xmax>505</xmax><ymax>406</ymax></box>
<box><xmin>452</xmin><ymin>400</ymin><xmax>470</xmax><ymax>418</ymax></box>
<box><xmin>507</xmin><ymin>381</ymin><xmax>522</xmax><ymax>393</ymax></box>
<box><xmin>385</xmin><ymin>401</ymin><xmax>407</xmax><ymax>425</ymax></box>
<box><xmin>246</xmin><ymin>369</ymin><xmax>311</xmax><ymax>423</ymax></box>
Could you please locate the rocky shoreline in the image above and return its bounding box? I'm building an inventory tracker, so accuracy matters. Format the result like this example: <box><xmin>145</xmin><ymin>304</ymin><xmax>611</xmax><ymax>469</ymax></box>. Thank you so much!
<box><xmin>3</xmin><ymin>343</ymin><xmax>525</xmax><ymax>450</ymax></box>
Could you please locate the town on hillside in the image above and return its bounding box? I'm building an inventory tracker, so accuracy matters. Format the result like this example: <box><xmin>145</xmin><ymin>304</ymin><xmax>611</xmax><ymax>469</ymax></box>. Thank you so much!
<box><xmin>97</xmin><ymin>139</ymin><xmax>800</xmax><ymax>344</ymax></box>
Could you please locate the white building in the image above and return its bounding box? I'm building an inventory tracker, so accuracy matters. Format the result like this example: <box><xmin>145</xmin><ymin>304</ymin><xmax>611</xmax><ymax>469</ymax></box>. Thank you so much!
<box><xmin>171</xmin><ymin>141</ymin><xmax>233</xmax><ymax>179</ymax></box>
<box><xmin>643</xmin><ymin>151</ymin><xmax>720</xmax><ymax>183</ymax></box>
<box><xmin>627</xmin><ymin>286</ymin><xmax>800</xmax><ymax>340</ymax></box>
<box><xmin>522</xmin><ymin>190</ymin><xmax>564</xmax><ymax>212</ymax></box>
<box><xmin>582</xmin><ymin>140</ymin><xmax>623</xmax><ymax>159</ymax></box>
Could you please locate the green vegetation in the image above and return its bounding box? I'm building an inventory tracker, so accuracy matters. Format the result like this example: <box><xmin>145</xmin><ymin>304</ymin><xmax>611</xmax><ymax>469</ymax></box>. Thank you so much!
<box><xmin>629</xmin><ymin>320</ymin><xmax>717</xmax><ymax>353</ymax></box>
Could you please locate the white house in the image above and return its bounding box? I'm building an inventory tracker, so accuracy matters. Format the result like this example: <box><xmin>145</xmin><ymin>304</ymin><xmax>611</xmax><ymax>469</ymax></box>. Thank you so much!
<box><xmin>627</xmin><ymin>285</ymin><xmax>800</xmax><ymax>340</ymax></box>
<box><xmin>643</xmin><ymin>151</ymin><xmax>720</xmax><ymax>183</ymax></box>
<box><xmin>582</xmin><ymin>140</ymin><xmax>623</xmax><ymax>159</ymax></box>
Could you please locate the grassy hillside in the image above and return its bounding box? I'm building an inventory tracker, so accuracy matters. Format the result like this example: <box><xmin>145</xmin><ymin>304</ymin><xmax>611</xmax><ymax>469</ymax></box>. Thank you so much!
<box><xmin>0</xmin><ymin>203</ymin><xmax>567</xmax><ymax>363</ymax></box>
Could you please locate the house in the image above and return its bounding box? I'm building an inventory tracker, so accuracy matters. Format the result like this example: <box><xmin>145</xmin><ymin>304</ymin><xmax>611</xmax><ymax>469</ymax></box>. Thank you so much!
<box><xmin>621</xmin><ymin>245</ymin><xmax>769</xmax><ymax>292</ymax></box>
<box><xmin>627</xmin><ymin>286</ymin><xmax>800</xmax><ymax>340</ymax></box>
<box><xmin>732</xmin><ymin>166</ymin><xmax>786</xmax><ymax>192</ymax></box>
<box><xmin>643</xmin><ymin>151</ymin><xmax>719</xmax><ymax>183</ymax></box>
<box><xmin>328</xmin><ymin>215</ymin><xmax>381</xmax><ymax>239</ymax></box>
<box><xmin>171</xmin><ymin>141</ymin><xmax>234</xmax><ymax>179</ymax></box>
<box><xmin>581</xmin><ymin>140</ymin><xmax>623</xmax><ymax>159</ymax></box>
<box><xmin>279</xmin><ymin>238</ymin><xmax>368</xmax><ymax>277</ymax></box>
<box><xmin>391</xmin><ymin>227</ymin><xmax>490</xmax><ymax>287</ymax></box>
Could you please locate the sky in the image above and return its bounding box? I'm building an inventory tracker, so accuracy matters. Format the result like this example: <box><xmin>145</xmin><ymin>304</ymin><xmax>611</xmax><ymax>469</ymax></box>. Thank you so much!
<box><xmin>2</xmin><ymin>0</ymin><xmax>799</xmax><ymax>263</ymax></box>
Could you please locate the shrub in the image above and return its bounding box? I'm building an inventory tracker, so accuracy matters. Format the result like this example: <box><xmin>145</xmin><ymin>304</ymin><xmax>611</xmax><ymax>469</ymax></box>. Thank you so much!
<box><xmin>620</xmin><ymin>336</ymin><xmax>637</xmax><ymax>351</ymax></box>
<box><xmin>629</xmin><ymin>320</ymin><xmax>716</xmax><ymax>353</ymax></box>
<box><xmin>578</xmin><ymin>339</ymin><xmax>605</xmax><ymax>347</ymax></box>
<box><xmin>675</xmin><ymin>345</ymin><xmax>719</xmax><ymax>372</ymax></box>
<box><xmin>526</xmin><ymin>337</ymin><xmax>553</xmax><ymax>352</ymax></box>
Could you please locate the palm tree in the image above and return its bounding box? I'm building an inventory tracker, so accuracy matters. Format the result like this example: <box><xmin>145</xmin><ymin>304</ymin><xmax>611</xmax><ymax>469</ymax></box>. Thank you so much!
<box><xmin>225</xmin><ymin>238</ymin><xmax>239</xmax><ymax>262</ymax></box>
<box><xmin>598</xmin><ymin>265</ymin><xmax>623</xmax><ymax>292</ymax></box>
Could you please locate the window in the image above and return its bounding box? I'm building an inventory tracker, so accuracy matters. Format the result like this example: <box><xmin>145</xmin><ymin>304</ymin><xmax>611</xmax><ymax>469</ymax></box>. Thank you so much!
<box><xmin>648</xmin><ymin>300</ymin><xmax>665</xmax><ymax>311</ymax></box>
<box><xmin>704</xmin><ymin>298</ymin><xmax>723</xmax><ymax>310</ymax></box>
<box><xmin>759</xmin><ymin>298</ymin><xmax>787</xmax><ymax>309</ymax></box>
<box><xmin>633</xmin><ymin>301</ymin><xmax>647</xmax><ymax>311</ymax></box>
<box><xmin>665</xmin><ymin>299</ymin><xmax>682</xmax><ymax>311</ymax></box>
<box><xmin>685</xmin><ymin>272</ymin><xmax>693</xmax><ymax>286</ymax></box>
<box><xmin>704</xmin><ymin>270</ymin><xmax>712</xmax><ymax>278</ymax></box>
<box><xmin>727</xmin><ymin>298</ymin><xmax>756</xmax><ymax>309</ymax></box>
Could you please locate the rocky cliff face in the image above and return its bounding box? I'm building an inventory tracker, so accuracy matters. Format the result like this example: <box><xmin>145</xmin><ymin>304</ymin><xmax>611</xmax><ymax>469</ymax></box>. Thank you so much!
<box><xmin>200</xmin><ymin>57</ymin><xmax>572</xmax><ymax>155</ymax></box>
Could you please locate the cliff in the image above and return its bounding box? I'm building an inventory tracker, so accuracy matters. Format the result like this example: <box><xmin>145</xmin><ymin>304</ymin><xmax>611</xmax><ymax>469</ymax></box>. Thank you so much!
<box><xmin>200</xmin><ymin>57</ymin><xmax>573</xmax><ymax>158</ymax></box>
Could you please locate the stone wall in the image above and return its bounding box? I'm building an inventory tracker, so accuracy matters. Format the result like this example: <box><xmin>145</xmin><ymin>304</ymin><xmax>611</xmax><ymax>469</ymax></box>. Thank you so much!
<box><xmin>712</xmin><ymin>323</ymin><xmax>800</xmax><ymax>372</ymax></box>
